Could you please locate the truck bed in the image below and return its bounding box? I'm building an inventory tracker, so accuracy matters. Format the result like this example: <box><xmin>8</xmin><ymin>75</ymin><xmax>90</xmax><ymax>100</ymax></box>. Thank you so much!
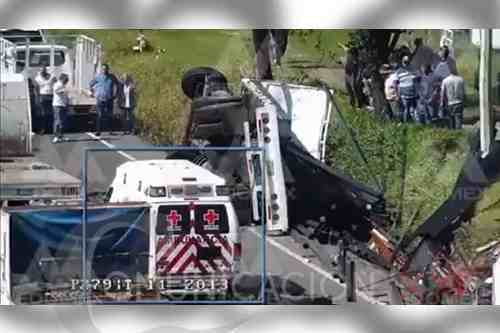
<box><xmin>0</xmin><ymin>157</ymin><xmax>81</xmax><ymax>202</ymax></box>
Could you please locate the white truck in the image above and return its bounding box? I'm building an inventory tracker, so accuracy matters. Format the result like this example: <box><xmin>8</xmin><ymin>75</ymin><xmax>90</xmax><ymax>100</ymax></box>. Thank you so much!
<box><xmin>1</xmin><ymin>31</ymin><xmax>101</xmax><ymax>120</ymax></box>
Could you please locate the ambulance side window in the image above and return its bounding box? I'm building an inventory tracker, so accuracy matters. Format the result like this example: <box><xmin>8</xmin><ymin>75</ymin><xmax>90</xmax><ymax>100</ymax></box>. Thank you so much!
<box><xmin>149</xmin><ymin>186</ymin><xmax>166</xmax><ymax>197</ymax></box>
<box><xmin>138</xmin><ymin>181</ymin><xmax>142</xmax><ymax>192</ymax></box>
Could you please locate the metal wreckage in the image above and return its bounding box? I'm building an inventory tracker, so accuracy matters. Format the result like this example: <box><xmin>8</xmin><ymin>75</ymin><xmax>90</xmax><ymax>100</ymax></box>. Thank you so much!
<box><xmin>175</xmin><ymin>67</ymin><xmax>500</xmax><ymax>304</ymax></box>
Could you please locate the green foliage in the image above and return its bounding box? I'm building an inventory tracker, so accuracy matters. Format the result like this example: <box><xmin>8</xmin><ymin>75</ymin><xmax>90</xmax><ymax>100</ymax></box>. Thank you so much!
<box><xmin>326</xmin><ymin>94</ymin><xmax>469</xmax><ymax>239</ymax></box>
<box><xmin>458</xmin><ymin>182</ymin><xmax>500</xmax><ymax>257</ymax></box>
<box><xmin>288</xmin><ymin>30</ymin><xmax>351</xmax><ymax>64</ymax></box>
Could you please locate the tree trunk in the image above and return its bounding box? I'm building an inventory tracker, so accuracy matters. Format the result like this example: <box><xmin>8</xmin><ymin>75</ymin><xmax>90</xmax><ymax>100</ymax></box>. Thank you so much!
<box><xmin>253</xmin><ymin>29</ymin><xmax>273</xmax><ymax>80</ymax></box>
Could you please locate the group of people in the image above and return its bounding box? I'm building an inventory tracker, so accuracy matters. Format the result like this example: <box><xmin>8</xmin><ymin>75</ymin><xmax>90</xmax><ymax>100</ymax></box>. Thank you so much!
<box><xmin>345</xmin><ymin>38</ymin><xmax>466</xmax><ymax>130</ymax></box>
<box><xmin>34</xmin><ymin>63</ymin><xmax>137</xmax><ymax>143</ymax></box>
<box><xmin>383</xmin><ymin>40</ymin><xmax>466</xmax><ymax>129</ymax></box>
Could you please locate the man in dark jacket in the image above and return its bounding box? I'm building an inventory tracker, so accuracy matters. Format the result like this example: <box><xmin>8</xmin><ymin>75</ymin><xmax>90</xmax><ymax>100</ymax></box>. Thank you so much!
<box><xmin>118</xmin><ymin>73</ymin><xmax>137</xmax><ymax>135</ymax></box>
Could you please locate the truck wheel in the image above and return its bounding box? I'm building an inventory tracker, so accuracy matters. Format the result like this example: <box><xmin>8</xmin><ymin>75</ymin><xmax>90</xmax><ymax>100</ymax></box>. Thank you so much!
<box><xmin>182</xmin><ymin>67</ymin><xmax>228</xmax><ymax>99</ymax></box>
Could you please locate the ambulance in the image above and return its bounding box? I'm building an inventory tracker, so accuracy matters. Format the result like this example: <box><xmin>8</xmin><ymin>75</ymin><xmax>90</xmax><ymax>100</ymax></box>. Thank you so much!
<box><xmin>107</xmin><ymin>159</ymin><xmax>241</xmax><ymax>295</ymax></box>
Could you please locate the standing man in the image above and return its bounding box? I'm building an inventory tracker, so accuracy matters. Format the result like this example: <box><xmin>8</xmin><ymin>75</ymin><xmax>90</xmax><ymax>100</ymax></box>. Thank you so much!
<box><xmin>417</xmin><ymin>64</ymin><xmax>438</xmax><ymax>124</ymax></box>
<box><xmin>34</xmin><ymin>65</ymin><xmax>57</xmax><ymax>134</ymax></box>
<box><xmin>89</xmin><ymin>64</ymin><xmax>120</xmax><ymax>136</ymax></box>
<box><xmin>396</xmin><ymin>55</ymin><xmax>420</xmax><ymax>123</ymax></box>
<box><xmin>118</xmin><ymin>73</ymin><xmax>137</xmax><ymax>135</ymax></box>
<box><xmin>434</xmin><ymin>46</ymin><xmax>457</xmax><ymax>82</ymax></box>
<box><xmin>345</xmin><ymin>47</ymin><xmax>361</xmax><ymax>108</ymax></box>
<box><xmin>384</xmin><ymin>66</ymin><xmax>399</xmax><ymax>120</ymax></box>
<box><xmin>52</xmin><ymin>73</ymin><xmax>70</xmax><ymax>143</ymax></box>
<box><xmin>440</xmin><ymin>70</ymin><xmax>465</xmax><ymax>130</ymax></box>
<box><xmin>252</xmin><ymin>29</ymin><xmax>289</xmax><ymax>80</ymax></box>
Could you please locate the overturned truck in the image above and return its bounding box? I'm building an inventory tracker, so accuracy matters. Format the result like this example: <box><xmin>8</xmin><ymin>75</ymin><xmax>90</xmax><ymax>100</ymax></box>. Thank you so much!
<box><xmin>177</xmin><ymin>67</ymin><xmax>499</xmax><ymax>304</ymax></box>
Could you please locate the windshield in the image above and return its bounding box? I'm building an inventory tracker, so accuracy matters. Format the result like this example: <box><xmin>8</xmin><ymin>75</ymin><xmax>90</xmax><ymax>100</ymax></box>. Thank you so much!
<box><xmin>15</xmin><ymin>50</ymin><xmax>66</xmax><ymax>71</ymax></box>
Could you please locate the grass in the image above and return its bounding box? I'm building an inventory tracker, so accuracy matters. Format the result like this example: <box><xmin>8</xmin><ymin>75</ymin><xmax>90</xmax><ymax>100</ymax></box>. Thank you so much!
<box><xmin>326</xmin><ymin>93</ymin><xmax>470</xmax><ymax>239</ymax></box>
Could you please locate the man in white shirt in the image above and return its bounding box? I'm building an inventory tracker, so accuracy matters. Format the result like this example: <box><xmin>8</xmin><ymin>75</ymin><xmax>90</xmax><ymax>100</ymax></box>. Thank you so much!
<box><xmin>34</xmin><ymin>66</ymin><xmax>57</xmax><ymax>134</ymax></box>
<box><xmin>52</xmin><ymin>73</ymin><xmax>70</xmax><ymax>143</ymax></box>
<box><xmin>441</xmin><ymin>70</ymin><xmax>466</xmax><ymax>129</ymax></box>
<box><xmin>384</xmin><ymin>67</ymin><xmax>399</xmax><ymax>120</ymax></box>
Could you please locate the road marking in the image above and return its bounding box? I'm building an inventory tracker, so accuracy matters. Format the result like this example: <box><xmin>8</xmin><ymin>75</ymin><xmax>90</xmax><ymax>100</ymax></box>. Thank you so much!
<box><xmin>86</xmin><ymin>132</ymin><xmax>136</xmax><ymax>161</ymax></box>
<box><xmin>247</xmin><ymin>227</ymin><xmax>380</xmax><ymax>304</ymax></box>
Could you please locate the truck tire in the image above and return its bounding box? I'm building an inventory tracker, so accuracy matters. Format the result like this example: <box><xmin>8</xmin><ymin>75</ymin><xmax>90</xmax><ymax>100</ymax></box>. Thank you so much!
<box><xmin>182</xmin><ymin>67</ymin><xmax>228</xmax><ymax>99</ymax></box>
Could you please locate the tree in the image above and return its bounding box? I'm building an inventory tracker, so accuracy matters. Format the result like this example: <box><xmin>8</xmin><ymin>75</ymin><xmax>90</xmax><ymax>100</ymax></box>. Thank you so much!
<box><xmin>252</xmin><ymin>29</ymin><xmax>289</xmax><ymax>80</ymax></box>
<box><xmin>347</xmin><ymin>30</ymin><xmax>407</xmax><ymax>112</ymax></box>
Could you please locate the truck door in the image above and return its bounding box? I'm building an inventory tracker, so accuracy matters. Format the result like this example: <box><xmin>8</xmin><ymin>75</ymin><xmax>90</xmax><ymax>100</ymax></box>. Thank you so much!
<box><xmin>155</xmin><ymin>203</ymin><xmax>235</xmax><ymax>277</ymax></box>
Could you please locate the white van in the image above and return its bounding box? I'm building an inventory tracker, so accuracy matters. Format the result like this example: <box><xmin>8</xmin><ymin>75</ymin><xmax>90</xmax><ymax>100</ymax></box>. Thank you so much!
<box><xmin>108</xmin><ymin>159</ymin><xmax>241</xmax><ymax>295</ymax></box>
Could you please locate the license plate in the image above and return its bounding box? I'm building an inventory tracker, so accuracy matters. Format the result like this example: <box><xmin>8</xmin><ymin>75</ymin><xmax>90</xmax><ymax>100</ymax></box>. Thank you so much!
<box><xmin>183</xmin><ymin>278</ymin><xmax>229</xmax><ymax>291</ymax></box>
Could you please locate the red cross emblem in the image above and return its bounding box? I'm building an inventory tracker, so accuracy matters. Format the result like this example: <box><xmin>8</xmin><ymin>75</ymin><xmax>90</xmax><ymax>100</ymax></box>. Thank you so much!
<box><xmin>166</xmin><ymin>210</ymin><xmax>182</xmax><ymax>227</ymax></box>
<box><xmin>203</xmin><ymin>209</ymin><xmax>220</xmax><ymax>225</ymax></box>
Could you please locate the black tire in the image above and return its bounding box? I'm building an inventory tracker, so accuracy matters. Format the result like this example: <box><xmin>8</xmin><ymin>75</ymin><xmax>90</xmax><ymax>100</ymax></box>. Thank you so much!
<box><xmin>181</xmin><ymin>67</ymin><xmax>228</xmax><ymax>99</ymax></box>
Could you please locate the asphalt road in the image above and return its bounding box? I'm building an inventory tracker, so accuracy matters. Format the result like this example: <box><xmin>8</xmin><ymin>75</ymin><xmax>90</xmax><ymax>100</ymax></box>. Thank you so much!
<box><xmin>32</xmin><ymin>132</ymin><xmax>382</xmax><ymax>304</ymax></box>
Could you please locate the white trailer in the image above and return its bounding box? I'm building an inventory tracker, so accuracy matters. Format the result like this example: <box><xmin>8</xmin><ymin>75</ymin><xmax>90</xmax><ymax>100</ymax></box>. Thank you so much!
<box><xmin>1</xmin><ymin>33</ymin><xmax>101</xmax><ymax>112</ymax></box>
<box><xmin>0</xmin><ymin>71</ymin><xmax>32</xmax><ymax>156</ymax></box>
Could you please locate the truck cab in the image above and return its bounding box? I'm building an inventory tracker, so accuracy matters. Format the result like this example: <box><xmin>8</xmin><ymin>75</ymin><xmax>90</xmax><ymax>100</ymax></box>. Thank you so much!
<box><xmin>108</xmin><ymin>159</ymin><xmax>241</xmax><ymax>295</ymax></box>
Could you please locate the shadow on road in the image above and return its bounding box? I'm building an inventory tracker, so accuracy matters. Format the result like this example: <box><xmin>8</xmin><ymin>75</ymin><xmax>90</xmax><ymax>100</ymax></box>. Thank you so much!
<box><xmin>234</xmin><ymin>274</ymin><xmax>334</xmax><ymax>304</ymax></box>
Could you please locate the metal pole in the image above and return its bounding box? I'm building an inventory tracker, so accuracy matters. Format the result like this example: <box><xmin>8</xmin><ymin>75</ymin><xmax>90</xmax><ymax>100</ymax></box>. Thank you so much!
<box><xmin>494</xmin><ymin>256</ymin><xmax>500</xmax><ymax>305</ymax></box>
<box><xmin>81</xmin><ymin>149</ymin><xmax>88</xmax><ymax>304</ymax></box>
<box><xmin>480</xmin><ymin>29</ymin><xmax>493</xmax><ymax>158</ymax></box>
<box><xmin>346</xmin><ymin>260</ymin><xmax>356</xmax><ymax>303</ymax></box>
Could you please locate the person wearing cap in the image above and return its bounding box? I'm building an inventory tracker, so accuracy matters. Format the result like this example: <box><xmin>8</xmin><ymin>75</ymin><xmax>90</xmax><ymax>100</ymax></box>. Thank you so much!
<box><xmin>395</xmin><ymin>55</ymin><xmax>420</xmax><ymax>123</ymax></box>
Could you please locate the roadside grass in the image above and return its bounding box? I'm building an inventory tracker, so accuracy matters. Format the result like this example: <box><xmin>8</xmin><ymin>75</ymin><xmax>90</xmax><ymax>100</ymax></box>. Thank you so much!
<box><xmin>326</xmin><ymin>92</ymin><xmax>470</xmax><ymax>240</ymax></box>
